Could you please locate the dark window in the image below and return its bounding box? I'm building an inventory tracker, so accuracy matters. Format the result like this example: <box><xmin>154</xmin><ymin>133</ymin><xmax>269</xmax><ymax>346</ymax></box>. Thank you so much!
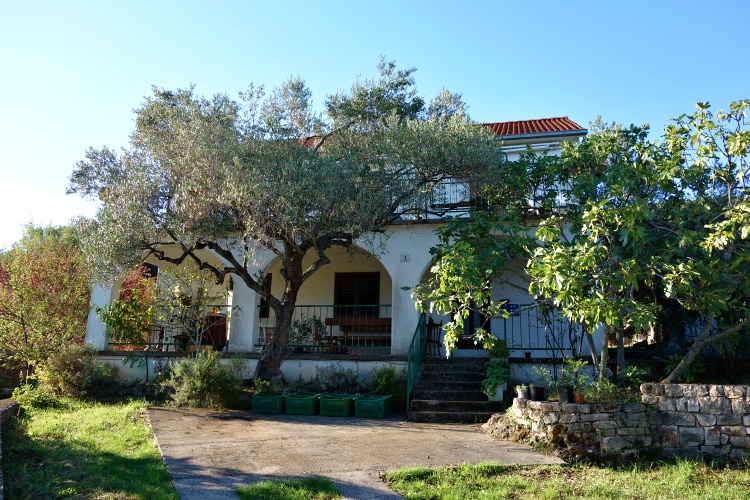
<box><xmin>334</xmin><ymin>272</ymin><xmax>380</xmax><ymax>318</ymax></box>
<box><xmin>258</xmin><ymin>274</ymin><xmax>272</xmax><ymax>318</ymax></box>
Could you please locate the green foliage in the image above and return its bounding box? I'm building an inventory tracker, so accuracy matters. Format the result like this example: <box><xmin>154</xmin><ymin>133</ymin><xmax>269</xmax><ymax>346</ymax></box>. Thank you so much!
<box><xmin>0</xmin><ymin>224</ymin><xmax>92</xmax><ymax>378</ymax></box>
<box><xmin>623</xmin><ymin>365</ymin><xmax>648</xmax><ymax>386</ymax></box>
<box><xmin>369</xmin><ymin>364</ymin><xmax>407</xmax><ymax>410</ymax></box>
<box><xmin>237</xmin><ymin>477</ymin><xmax>341</xmax><ymax>500</ymax></box>
<box><xmin>310</xmin><ymin>362</ymin><xmax>363</xmax><ymax>394</ymax></box>
<box><xmin>663</xmin><ymin>355</ymin><xmax>706</xmax><ymax>383</ymax></box>
<box><xmin>583</xmin><ymin>377</ymin><xmax>641</xmax><ymax>403</ymax></box>
<box><xmin>290</xmin><ymin>314</ymin><xmax>326</xmax><ymax>345</ymax></box>
<box><xmin>482</xmin><ymin>358</ymin><xmax>510</xmax><ymax>398</ymax></box>
<box><xmin>36</xmin><ymin>344</ymin><xmax>118</xmax><ymax>398</ymax></box>
<box><xmin>414</xmin><ymin>100</ymin><xmax>750</xmax><ymax>384</ymax></box>
<box><xmin>11</xmin><ymin>384</ymin><xmax>63</xmax><ymax>410</ymax></box>
<box><xmin>253</xmin><ymin>379</ymin><xmax>276</xmax><ymax>394</ymax></box>
<box><xmin>168</xmin><ymin>350</ymin><xmax>245</xmax><ymax>408</ymax></box>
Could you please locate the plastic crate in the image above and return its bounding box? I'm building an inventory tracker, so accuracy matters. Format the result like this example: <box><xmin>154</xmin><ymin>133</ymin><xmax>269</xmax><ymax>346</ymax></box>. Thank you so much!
<box><xmin>319</xmin><ymin>393</ymin><xmax>356</xmax><ymax>417</ymax></box>
<box><xmin>252</xmin><ymin>394</ymin><xmax>284</xmax><ymax>414</ymax></box>
<box><xmin>354</xmin><ymin>394</ymin><xmax>392</xmax><ymax>419</ymax></box>
<box><xmin>284</xmin><ymin>392</ymin><xmax>322</xmax><ymax>415</ymax></box>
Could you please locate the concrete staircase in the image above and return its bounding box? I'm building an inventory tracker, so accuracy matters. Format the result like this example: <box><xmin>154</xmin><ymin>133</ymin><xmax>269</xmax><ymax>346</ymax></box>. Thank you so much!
<box><xmin>407</xmin><ymin>357</ymin><xmax>507</xmax><ymax>423</ymax></box>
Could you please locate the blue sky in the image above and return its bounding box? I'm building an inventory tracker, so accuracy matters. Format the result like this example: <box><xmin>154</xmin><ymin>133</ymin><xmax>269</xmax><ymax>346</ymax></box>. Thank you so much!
<box><xmin>1</xmin><ymin>0</ymin><xmax>747</xmax><ymax>248</ymax></box>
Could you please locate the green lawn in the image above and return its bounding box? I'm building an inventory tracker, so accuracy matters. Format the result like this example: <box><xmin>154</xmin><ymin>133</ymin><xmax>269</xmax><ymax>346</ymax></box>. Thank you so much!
<box><xmin>2</xmin><ymin>399</ymin><xmax>178</xmax><ymax>499</ymax></box>
<box><xmin>384</xmin><ymin>460</ymin><xmax>750</xmax><ymax>499</ymax></box>
<box><xmin>237</xmin><ymin>477</ymin><xmax>341</xmax><ymax>499</ymax></box>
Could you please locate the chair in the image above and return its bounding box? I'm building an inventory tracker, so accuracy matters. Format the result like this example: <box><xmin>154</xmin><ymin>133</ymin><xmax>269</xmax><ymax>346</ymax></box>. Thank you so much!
<box><xmin>426</xmin><ymin>317</ymin><xmax>443</xmax><ymax>356</ymax></box>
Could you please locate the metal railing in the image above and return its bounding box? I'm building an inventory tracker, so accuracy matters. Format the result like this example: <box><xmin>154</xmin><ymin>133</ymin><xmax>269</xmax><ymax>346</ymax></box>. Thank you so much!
<box><xmin>499</xmin><ymin>303</ymin><xmax>584</xmax><ymax>357</ymax></box>
<box><xmin>257</xmin><ymin>304</ymin><xmax>392</xmax><ymax>352</ymax></box>
<box><xmin>106</xmin><ymin>304</ymin><xmax>236</xmax><ymax>353</ymax></box>
<box><xmin>406</xmin><ymin>312</ymin><xmax>427</xmax><ymax>414</ymax></box>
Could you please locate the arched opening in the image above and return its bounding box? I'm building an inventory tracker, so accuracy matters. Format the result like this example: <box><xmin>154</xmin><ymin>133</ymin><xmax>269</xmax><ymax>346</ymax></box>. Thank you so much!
<box><xmin>257</xmin><ymin>245</ymin><xmax>394</xmax><ymax>355</ymax></box>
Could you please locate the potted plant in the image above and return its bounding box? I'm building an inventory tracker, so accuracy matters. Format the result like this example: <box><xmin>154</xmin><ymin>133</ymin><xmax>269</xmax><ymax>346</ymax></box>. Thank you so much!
<box><xmin>482</xmin><ymin>358</ymin><xmax>510</xmax><ymax>401</ymax></box>
<box><xmin>515</xmin><ymin>385</ymin><xmax>530</xmax><ymax>399</ymax></box>
<box><xmin>480</xmin><ymin>338</ymin><xmax>510</xmax><ymax>401</ymax></box>
<box><xmin>529</xmin><ymin>383</ymin><xmax>545</xmax><ymax>401</ymax></box>
<box><xmin>567</xmin><ymin>359</ymin><xmax>589</xmax><ymax>403</ymax></box>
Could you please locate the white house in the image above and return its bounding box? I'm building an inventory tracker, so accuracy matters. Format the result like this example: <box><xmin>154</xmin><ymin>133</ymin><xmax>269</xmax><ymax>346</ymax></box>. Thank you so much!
<box><xmin>85</xmin><ymin>117</ymin><xmax>590</xmax><ymax>381</ymax></box>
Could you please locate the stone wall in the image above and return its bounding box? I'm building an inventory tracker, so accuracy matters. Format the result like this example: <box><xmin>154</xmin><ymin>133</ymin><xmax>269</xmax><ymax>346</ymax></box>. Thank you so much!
<box><xmin>641</xmin><ymin>383</ymin><xmax>750</xmax><ymax>460</ymax></box>
<box><xmin>508</xmin><ymin>399</ymin><xmax>650</xmax><ymax>458</ymax></box>
<box><xmin>0</xmin><ymin>399</ymin><xmax>19</xmax><ymax>500</ymax></box>
<box><xmin>500</xmin><ymin>384</ymin><xmax>750</xmax><ymax>460</ymax></box>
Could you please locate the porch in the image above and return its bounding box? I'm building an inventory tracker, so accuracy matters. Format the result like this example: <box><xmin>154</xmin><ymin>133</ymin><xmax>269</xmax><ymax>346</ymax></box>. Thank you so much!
<box><xmin>256</xmin><ymin>304</ymin><xmax>393</xmax><ymax>354</ymax></box>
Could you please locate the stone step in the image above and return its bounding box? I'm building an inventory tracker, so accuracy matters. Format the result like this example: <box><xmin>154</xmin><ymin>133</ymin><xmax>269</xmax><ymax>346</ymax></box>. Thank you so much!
<box><xmin>420</xmin><ymin>360</ymin><xmax>488</xmax><ymax>374</ymax></box>
<box><xmin>409</xmin><ymin>399</ymin><xmax>505</xmax><ymax>412</ymax></box>
<box><xmin>413</xmin><ymin>380</ymin><xmax>483</xmax><ymax>392</ymax></box>
<box><xmin>417</xmin><ymin>370</ymin><xmax>486</xmax><ymax>381</ymax></box>
<box><xmin>407</xmin><ymin>410</ymin><xmax>500</xmax><ymax>424</ymax></box>
<box><xmin>412</xmin><ymin>389</ymin><xmax>487</xmax><ymax>401</ymax></box>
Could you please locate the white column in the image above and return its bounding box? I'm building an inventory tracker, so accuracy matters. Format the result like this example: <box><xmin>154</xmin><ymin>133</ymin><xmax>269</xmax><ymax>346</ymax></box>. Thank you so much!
<box><xmin>228</xmin><ymin>277</ymin><xmax>260</xmax><ymax>352</ymax></box>
<box><xmin>373</xmin><ymin>225</ymin><xmax>441</xmax><ymax>355</ymax></box>
<box><xmin>85</xmin><ymin>284</ymin><xmax>113</xmax><ymax>350</ymax></box>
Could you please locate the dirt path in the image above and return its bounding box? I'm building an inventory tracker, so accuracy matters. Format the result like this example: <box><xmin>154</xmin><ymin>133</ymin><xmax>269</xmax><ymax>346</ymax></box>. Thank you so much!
<box><xmin>148</xmin><ymin>407</ymin><xmax>564</xmax><ymax>499</ymax></box>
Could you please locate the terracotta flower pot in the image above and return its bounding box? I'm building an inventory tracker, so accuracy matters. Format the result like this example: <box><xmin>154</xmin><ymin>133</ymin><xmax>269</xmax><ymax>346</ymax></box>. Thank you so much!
<box><xmin>573</xmin><ymin>393</ymin><xmax>585</xmax><ymax>403</ymax></box>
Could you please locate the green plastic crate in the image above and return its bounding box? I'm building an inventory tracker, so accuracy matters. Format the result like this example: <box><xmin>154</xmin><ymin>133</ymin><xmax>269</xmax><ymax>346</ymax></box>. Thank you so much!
<box><xmin>284</xmin><ymin>392</ymin><xmax>322</xmax><ymax>415</ymax></box>
<box><xmin>319</xmin><ymin>393</ymin><xmax>356</xmax><ymax>417</ymax></box>
<box><xmin>252</xmin><ymin>394</ymin><xmax>284</xmax><ymax>414</ymax></box>
<box><xmin>355</xmin><ymin>394</ymin><xmax>392</xmax><ymax>419</ymax></box>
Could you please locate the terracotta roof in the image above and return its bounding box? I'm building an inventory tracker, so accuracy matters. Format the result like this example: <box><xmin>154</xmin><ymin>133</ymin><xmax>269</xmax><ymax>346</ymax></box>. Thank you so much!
<box><xmin>482</xmin><ymin>117</ymin><xmax>585</xmax><ymax>137</ymax></box>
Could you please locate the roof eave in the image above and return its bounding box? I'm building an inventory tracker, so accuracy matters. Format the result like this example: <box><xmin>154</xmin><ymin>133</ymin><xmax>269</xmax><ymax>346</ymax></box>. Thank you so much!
<box><xmin>498</xmin><ymin>128</ymin><xmax>588</xmax><ymax>145</ymax></box>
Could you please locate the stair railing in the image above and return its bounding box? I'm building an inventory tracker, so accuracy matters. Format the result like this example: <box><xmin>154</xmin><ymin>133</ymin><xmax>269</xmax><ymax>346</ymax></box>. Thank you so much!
<box><xmin>406</xmin><ymin>312</ymin><xmax>427</xmax><ymax>415</ymax></box>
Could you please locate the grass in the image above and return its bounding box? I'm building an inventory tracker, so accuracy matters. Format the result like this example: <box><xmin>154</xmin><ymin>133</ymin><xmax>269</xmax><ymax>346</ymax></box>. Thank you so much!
<box><xmin>2</xmin><ymin>398</ymin><xmax>179</xmax><ymax>499</ymax></box>
<box><xmin>237</xmin><ymin>477</ymin><xmax>341</xmax><ymax>499</ymax></box>
<box><xmin>383</xmin><ymin>460</ymin><xmax>750</xmax><ymax>499</ymax></box>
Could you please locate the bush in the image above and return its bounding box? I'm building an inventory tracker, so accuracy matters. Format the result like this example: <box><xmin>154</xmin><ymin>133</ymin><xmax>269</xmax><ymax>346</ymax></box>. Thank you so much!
<box><xmin>369</xmin><ymin>365</ymin><xmax>407</xmax><ymax>410</ymax></box>
<box><xmin>37</xmin><ymin>344</ymin><xmax>118</xmax><ymax>398</ymax></box>
<box><xmin>11</xmin><ymin>384</ymin><xmax>63</xmax><ymax>410</ymax></box>
<box><xmin>310</xmin><ymin>362</ymin><xmax>363</xmax><ymax>394</ymax></box>
<box><xmin>168</xmin><ymin>350</ymin><xmax>245</xmax><ymax>409</ymax></box>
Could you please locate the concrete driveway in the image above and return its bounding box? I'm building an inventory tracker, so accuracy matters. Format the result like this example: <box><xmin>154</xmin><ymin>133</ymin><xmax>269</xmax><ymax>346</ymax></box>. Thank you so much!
<box><xmin>148</xmin><ymin>407</ymin><xmax>564</xmax><ymax>500</ymax></box>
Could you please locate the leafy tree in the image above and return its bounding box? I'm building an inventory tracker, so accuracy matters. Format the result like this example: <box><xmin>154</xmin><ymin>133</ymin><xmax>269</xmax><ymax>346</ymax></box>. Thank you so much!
<box><xmin>68</xmin><ymin>60</ymin><xmax>505</xmax><ymax>383</ymax></box>
<box><xmin>414</xmin><ymin>101</ymin><xmax>750</xmax><ymax>384</ymax></box>
<box><xmin>657</xmin><ymin>100</ymin><xmax>750</xmax><ymax>382</ymax></box>
<box><xmin>0</xmin><ymin>224</ymin><xmax>92</xmax><ymax>381</ymax></box>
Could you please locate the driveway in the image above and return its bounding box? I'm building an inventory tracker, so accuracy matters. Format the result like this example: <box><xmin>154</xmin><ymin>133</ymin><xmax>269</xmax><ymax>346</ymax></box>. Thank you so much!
<box><xmin>148</xmin><ymin>407</ymin><xmax>564</xmax><ymax>500</ymax></box>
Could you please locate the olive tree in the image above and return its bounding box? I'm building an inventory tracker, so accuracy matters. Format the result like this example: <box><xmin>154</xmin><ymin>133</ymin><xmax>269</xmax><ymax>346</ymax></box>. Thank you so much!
<box><xmin>68</xmin><ymin>60</ymin><xmax>505</xmax><ymax>383</ymax></box>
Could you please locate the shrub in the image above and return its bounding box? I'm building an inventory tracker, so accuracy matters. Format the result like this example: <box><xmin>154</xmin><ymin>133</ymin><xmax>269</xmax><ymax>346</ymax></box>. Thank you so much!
<box><xmin>168</xmin><ymin>350</ymin><xmax>245</xmax><ymax>409</ymax></box>
<box><xmin>369</xmin><ymin>365</ymin><xmax>407</xmax><ymax>410</ymax></box>
<box><xmin>310</xmin><ymin>362</ymin><xmax>363</xmax><ymax>394</ymax></box>
<box><xmin>11</xmin><ymin>384</ymin><xmax>63</xmax><ymax>410</ymax></box>
<box><xmin>37</xmin><ymin>344</ymin><xmax>118</xmax><ymax>398</ymax></box>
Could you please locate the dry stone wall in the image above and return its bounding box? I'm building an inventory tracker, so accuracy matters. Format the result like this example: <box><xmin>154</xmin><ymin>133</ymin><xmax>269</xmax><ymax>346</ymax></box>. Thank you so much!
<box><xmin>505</xmin><ymin>384</ymin><xmax>750</xmax><ymax>460</ymax></box>
<box><xmin>641</xmin><ymin>383</ymin><xmax>750</xmax><ymax>459</ymax></box>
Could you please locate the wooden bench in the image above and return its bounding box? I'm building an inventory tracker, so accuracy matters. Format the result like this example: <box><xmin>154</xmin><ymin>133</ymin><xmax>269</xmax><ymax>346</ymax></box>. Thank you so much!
<box><xmin>324</xmin><ymin>317</ymin><xmax>392</xmax><ymax>347</ymax></box>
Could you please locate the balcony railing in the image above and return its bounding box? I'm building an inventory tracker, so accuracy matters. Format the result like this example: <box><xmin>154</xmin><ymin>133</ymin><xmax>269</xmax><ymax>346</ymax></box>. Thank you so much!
<box><xmin>498</xmin><ymin>303</ymin><xmax>584</xmax><ymax>357</ymax></box>
<box><xmin>257</xmin><ymin>304</ymin><xmax>392</xmax><ymax>353</ymax></box>
<box><xmin>106</xmin><ymin>304</ymin><xmax>236</xmax><ymax>353</ymax></box>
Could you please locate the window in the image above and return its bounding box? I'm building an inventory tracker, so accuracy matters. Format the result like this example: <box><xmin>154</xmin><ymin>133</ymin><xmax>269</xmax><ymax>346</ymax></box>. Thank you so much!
<box><xmin>334</xmin><ymin>272</ymin><xmax>380</xmax><ymax>318</ymax></box>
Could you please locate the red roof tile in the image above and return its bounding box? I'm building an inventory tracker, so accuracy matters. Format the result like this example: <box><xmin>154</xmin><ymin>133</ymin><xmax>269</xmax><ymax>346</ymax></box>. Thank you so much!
<box><xmin>482</xmin><ymin>117</ymin><xmax>585</xmax><ymax>137</ymax></box>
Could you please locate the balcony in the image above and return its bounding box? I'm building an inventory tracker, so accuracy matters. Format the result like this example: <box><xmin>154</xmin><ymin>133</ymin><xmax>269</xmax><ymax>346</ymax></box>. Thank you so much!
<box><xmin>106</xmin><ymin>304</ymin><xmax>234</xmax><ymax>353</ymax></box>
